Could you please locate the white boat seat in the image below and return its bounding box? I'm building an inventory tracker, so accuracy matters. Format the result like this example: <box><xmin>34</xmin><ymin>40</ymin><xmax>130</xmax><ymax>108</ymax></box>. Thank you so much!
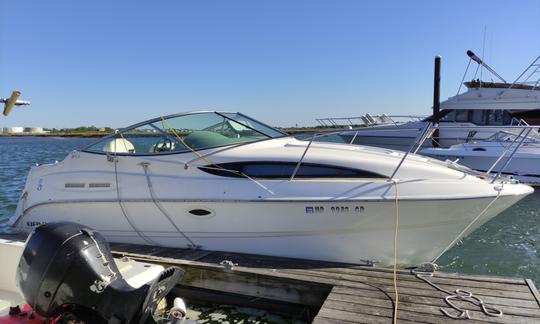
<box><xmin>102</xmin><ymin>138</ymin><xmax>136</xmax><ymax>153</ymax></box>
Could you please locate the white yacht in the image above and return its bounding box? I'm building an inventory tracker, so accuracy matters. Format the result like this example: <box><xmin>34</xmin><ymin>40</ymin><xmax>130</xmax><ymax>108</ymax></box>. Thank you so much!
<box><xmin>8</xmin><ymin>111</ymin><xmax>533</xmax><ymax>266</ymax></box>
<box><xmin>421</xmin><ymin>130</ymin><xmax>540</xmax><ymax>185</ymax></box>
<box><xmin>323</xmin><ymin>52</ymin><xmax>540</xmax><ymax>151</ymax></box>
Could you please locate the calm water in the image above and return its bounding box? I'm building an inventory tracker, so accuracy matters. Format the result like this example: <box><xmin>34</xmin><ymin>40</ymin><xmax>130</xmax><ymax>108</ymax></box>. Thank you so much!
<box><xmin>1</xmin><ymin>137</ymin><xmax>539</xmax><ymax>287</ymax></box>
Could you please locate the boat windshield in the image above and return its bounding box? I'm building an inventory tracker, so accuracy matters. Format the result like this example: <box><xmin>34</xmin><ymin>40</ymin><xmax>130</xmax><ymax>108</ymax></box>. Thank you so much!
<box><xmin>83</xmin><ymin>112</ymin><xmax>286</xmax><ymax>155</ymax></box>
<box><xmin>484</xmin><ymin>130</ymin><xmax>540</xmax><ymax>143</ymax></box>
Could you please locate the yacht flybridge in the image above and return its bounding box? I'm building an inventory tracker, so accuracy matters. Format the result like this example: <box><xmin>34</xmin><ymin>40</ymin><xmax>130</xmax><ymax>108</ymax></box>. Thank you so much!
<box><xmin>8</xmin><ymin>111</ymin><xmax>533</xmax><ymax>266</ymax></box>
<box><xmin>322</xmin><ymin>51</ymin><xmax>540</xmax><ymax>150</ymax></box>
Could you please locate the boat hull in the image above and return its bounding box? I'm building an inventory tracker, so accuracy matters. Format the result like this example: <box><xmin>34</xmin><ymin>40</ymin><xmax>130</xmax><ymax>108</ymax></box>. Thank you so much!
<box><xmin>14</xmin><ymin>194</ymin><xmax>525</xmax><ymax>266</ymax></box>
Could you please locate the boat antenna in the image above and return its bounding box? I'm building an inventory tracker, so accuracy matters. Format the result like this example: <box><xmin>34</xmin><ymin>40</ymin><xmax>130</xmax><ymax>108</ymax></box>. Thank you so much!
<box><xmin>2</xmin><ymin>90</ymin><xmax>31</xmax><ymax>116</ymax></box>
<box><xmin>466</xmin><ymin>50</ymin><xmax>506</xmax><ymax>83</ymax></box>
<box><xmin>480</xmin><ymin>26</ymin><xmax>486</xmax><ymax>83</ymax></box>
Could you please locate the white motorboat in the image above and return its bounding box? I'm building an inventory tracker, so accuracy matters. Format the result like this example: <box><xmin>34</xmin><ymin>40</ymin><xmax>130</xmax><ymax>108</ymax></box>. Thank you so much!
<box><xmin>421</xmin><ymin>130</ymin><xmax>540</xmax><ymax>185</ymax></box>
<box><xmin>0</xmin><ymin>222</ymin><xmax>186</xmax><ymax>323</ymax></box>
<box><xmin>8</xmin><ymin>111</ymin><xmax>534</xmax><ymax>266</ymax></box>
<box><xmin>321</xmin><ymin>51</ymin><xmax>540</xmax><ymax>150</ymax></box>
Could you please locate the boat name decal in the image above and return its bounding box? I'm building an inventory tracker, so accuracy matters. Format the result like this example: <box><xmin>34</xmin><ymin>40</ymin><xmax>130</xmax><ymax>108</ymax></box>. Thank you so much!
<box><xmin>305</xmin><ymin>206</ymin><xmax>324</xmax><ymax>213</ymax></box>
<box><xmin>305</xmin><ymin>206</ymin><xmax>365</xmax><ymax>214</ymax></box>
<box><xmin>26</xmin><ymin>221</ymin><xmax>46</xmax><ymax>227</ymax></box>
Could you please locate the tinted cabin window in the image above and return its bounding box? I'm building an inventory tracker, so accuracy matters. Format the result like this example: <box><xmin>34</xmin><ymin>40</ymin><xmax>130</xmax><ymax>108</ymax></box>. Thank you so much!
<box><xmin>199</xmin><ymin>162</ymin><xmax>386</xmax><ymax>179</ymax></box>
<box><xmin>471</xmin><ymin>110</ymin><xmax>486</xmax><ymax>125</ymax></box>
<box><xmin>455</xmin><ymin>110</ymin><xmax>470</xmax><ymax>122</ymax></box>
<box><xmin>439</xmin><ymin>110</ymin><xmax>456</xmax><ymax>122</ymax></box>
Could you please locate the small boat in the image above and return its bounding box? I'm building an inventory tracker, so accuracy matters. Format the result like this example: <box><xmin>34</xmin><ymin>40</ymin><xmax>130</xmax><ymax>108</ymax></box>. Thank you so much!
<box><xmin>421</xmin><ymin>130</ymin><xmax>540</xmax><ymax>185</ymax></box>
<box><xmin>0</xmin><ymin>222</ymin><xmax>187</xmax><ymax>323</ymax></box>
<box><xmin>320</xmin><ymin>51</ymin><xmax>540</xmax><ymax>151</ymax></box>
<box><xmin>7</xmin><ymin>111</ymin><xmax>534</xmax><ymax>266</ymax></box>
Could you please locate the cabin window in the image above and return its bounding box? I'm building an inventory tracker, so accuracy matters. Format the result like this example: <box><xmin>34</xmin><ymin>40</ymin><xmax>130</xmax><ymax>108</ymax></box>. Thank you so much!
<box><xmin>487</xmin><ymin>110</ymin><xmax>504</xmax><ymax>125</ymax></box>
<box><xmin>471</xmin><ymin>110</ymin><xmax>486</xmax><ymax>125</ymax></box>
<box><xmin>199</xmin><ymin>162</ymin><xmax>386</xmax><ymax>179</ymax></box>
<box><xmin>455</xmin><ymin>110</ymin><xmax>470</xmax><ymax>122</ymax></box>
<box><xmin>439</xmin><ymin>110</ymin><xmax>456</xmax><ymax>122</ymax></box>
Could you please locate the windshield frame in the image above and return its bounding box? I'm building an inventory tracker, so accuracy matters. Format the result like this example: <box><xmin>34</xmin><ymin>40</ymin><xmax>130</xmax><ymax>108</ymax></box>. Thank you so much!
<box><xmin>81</xmin><ymin>111</ymin><xmax>288</xmax><ymax>156</ymax></box>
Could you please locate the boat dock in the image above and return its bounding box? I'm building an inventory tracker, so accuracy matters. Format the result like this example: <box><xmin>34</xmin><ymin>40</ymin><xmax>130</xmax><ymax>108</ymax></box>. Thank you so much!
<box><xmin>107</xmin><ymin>242</ymin><xmax>540</xmax><ymax>323</ymax></box>
<box><xmin>2</xmin><ymin>232</ymin><xmax>539</xmax><ymax>323</ymax></box>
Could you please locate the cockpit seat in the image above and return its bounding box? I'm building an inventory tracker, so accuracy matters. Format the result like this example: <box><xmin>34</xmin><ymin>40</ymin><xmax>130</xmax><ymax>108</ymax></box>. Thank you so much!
<box><xmin>102</xmin><ymin>138</ymin><xmax>136</xmax><ymax>153</ymax></box>
<box><xmin>184</xmin><ymin>131</ymin><xmax>238</xmax><ymax>149</ymax></box>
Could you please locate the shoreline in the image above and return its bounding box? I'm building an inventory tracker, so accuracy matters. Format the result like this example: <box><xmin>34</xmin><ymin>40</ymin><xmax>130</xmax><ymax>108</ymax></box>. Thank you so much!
<box><xmin>0</xmin><ymin>126</ymin><xmax>343</xmax><ymax>138</ymax></box>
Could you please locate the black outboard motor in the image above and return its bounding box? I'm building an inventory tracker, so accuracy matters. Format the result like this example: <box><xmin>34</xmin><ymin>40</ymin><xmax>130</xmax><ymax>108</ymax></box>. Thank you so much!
<box><xmin>16</xmin><ymin>222</ymin><xmax>183</xmax><ymax>323</ymax></box>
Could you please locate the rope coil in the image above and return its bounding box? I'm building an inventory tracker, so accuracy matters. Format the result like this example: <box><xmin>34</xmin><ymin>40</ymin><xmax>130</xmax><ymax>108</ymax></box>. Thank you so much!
<box><xmin>412</xmin><ymin>267</ymin><xmax>503</xmax><ymax>319</ymax></box>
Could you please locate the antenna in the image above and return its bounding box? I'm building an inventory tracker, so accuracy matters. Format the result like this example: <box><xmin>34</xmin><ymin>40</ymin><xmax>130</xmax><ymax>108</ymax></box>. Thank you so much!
<box><xmin>480</xmin><ymin>26</ymin><xmax>487</xmax><ymax>83</ymax></box>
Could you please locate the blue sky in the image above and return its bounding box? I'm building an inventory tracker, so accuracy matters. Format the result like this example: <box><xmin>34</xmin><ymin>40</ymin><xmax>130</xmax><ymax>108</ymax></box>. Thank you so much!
<box><xmin>1</xmin><ymin>1</ymin><xmax>539</xmax><ymax>128</ymax></box>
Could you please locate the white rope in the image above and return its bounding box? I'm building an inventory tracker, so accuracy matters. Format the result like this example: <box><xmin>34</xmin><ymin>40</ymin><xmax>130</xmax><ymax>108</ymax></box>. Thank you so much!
<box><xmin>139</xmin><ymin>162</ymin><xmax>199</xmax><ymax>249</ymax></box>
<box><xmin>412</xmin><ymin>266</ymin><xmax>503</xmax><ymax>319</ymax></box>
<box><xmin>410</xmin><ymin>185</ymin><xmax>505</xmax><ymax>320</ymax></box>
<box><xmin>159</xmin><ymin>117</ymin><xmax>275</xmax><ymax>195</ymax></box>
<box><xmin>113</xmin><ymin>137</ymin><xmax>157</xmax><ymax>246</ymax></box>
<box><xmin>433</xmin><ymin>189</ymin><xmax>502</xmax><ymax>263</ymax></box>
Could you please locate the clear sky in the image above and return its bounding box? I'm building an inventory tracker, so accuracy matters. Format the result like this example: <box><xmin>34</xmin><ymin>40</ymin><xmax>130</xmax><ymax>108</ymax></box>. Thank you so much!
<box><xmin>1</xmin><ymin>0</ymin><xmax>539</xmax><ymax>128</ymax></box>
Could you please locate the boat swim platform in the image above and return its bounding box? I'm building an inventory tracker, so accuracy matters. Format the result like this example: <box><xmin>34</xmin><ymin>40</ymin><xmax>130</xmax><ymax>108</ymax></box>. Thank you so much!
<box><xmin>1</xmin><ymin>233</ymin><xmax>540</xmax><ymax>323</ymax></box>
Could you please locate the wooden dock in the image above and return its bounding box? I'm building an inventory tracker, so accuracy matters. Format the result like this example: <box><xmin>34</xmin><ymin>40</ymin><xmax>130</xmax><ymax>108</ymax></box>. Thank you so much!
<box><xmin>2</xmin><ymin>232</ymin><xmax>540</xmax><ymax>323</ymax></box>
<box><xmin>107</xmin><ymin>242</ymin><xmax>540</xmax><ymax>323</ymax></box>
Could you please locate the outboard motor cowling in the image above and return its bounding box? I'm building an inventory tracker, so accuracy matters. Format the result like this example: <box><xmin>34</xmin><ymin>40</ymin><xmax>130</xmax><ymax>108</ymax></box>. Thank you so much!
<box><xmin>17</xmin><ymin>222</ymin><xmax>183</xmax><ymax>323</ymax></box>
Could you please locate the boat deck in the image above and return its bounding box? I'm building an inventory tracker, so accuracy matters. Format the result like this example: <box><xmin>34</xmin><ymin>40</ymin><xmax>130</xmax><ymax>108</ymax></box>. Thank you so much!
<box><xmin>2</xmin><ymin>232</ymin><xmax>539</xmax><ymax>323</ymax></box>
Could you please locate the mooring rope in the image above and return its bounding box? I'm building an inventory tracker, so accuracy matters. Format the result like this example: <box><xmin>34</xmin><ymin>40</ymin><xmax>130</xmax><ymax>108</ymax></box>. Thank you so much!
<box><xmin>391</xmin><ymin>180</ymin><xmax>400</xmax><ymax>324</ymax></box>
<box><xmin>159</xmin><ymin>117</ymin><xmax>275</xmax><ymax>195</ymax></box>
<box><xmin>410</xmin><ymin>186</ymin><xmax>505</xmax><ymax>320</ymax></box>
<box><xmin>139</xmin><ymin>162</ymin><xmax>198</xmax><ymax>249</ymax></box>
<box><xmin>412</xmin><ymin>266</ymin><xmax>503</xmax><ymax>319</ymax></box>
<box><xmin>112</xmin><ymin>138</ymin><xmax>157</xmax><ymax>246</ymax></box>
<box><xmin>433</xmin><ymin>188</ymin><xmax>502</xmax><ymax>263</ymax></box>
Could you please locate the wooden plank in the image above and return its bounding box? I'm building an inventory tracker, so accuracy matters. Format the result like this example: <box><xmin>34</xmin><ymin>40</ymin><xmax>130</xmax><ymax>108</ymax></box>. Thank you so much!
<box><xmin>312</xmin><ymin>316</ymin><xmax>358</xmax><ymax>324</ymax></box>
<box><xmin>525</xmin><ymin>279</ymin><xmax>540</xmax><ymax>308</ymax></box>
<box><xmin>339</xmin><ymin>264</ymin><xmax>526</xmax><ymax>285</ymax></box>
<box><xmin>332</xmin><ymin>286</ymin><xmax>540</xmax><ymax>318</ymax></box>
<box><xmin>328</xmin><ymin>282</ymin><xmax>539</xmax><ymax>310</ymax></box>
<box><xmin>199</xmin><ymin>250</ymin><xmax>365</xmax><ymax>270</ymax></box>
<box><xmin>111</xmin><ymin>251</ymin><xmax>540</xmax><ymax>310</ymax></box>
<box><xmin>178</xmin><ymin>263</ymin><xmax>332</xmax><ymax>307</ymax></box>
<box><xmin>307</xmin><ymin>267</ymin><xmax>530</xmax><ymax>293</ymax></box>
<box><xmin>320</xmin><ymin>299</ymin><xmax>492</xmax><ymax>324</ymax></box>
<box><xmin>326</xmin><ymin>292</ymin><xmax>539</xmax><ymax>324</ymax></box>
<box><xmin>277</xmin><ymin>268</ymin><xmax>534</xmax><ymax>300</ymax></box>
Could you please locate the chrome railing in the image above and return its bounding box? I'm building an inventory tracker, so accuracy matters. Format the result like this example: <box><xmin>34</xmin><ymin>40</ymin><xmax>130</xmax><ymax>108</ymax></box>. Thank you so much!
<box><xmin>289</xmin><ymin>124</ymin><xmax>540</xmax><ymax>183</ymax></box>
<box><xmin>316</xmin><ymin>114</ymin><xmax>425</xmax><ymax>128</ymax></box>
